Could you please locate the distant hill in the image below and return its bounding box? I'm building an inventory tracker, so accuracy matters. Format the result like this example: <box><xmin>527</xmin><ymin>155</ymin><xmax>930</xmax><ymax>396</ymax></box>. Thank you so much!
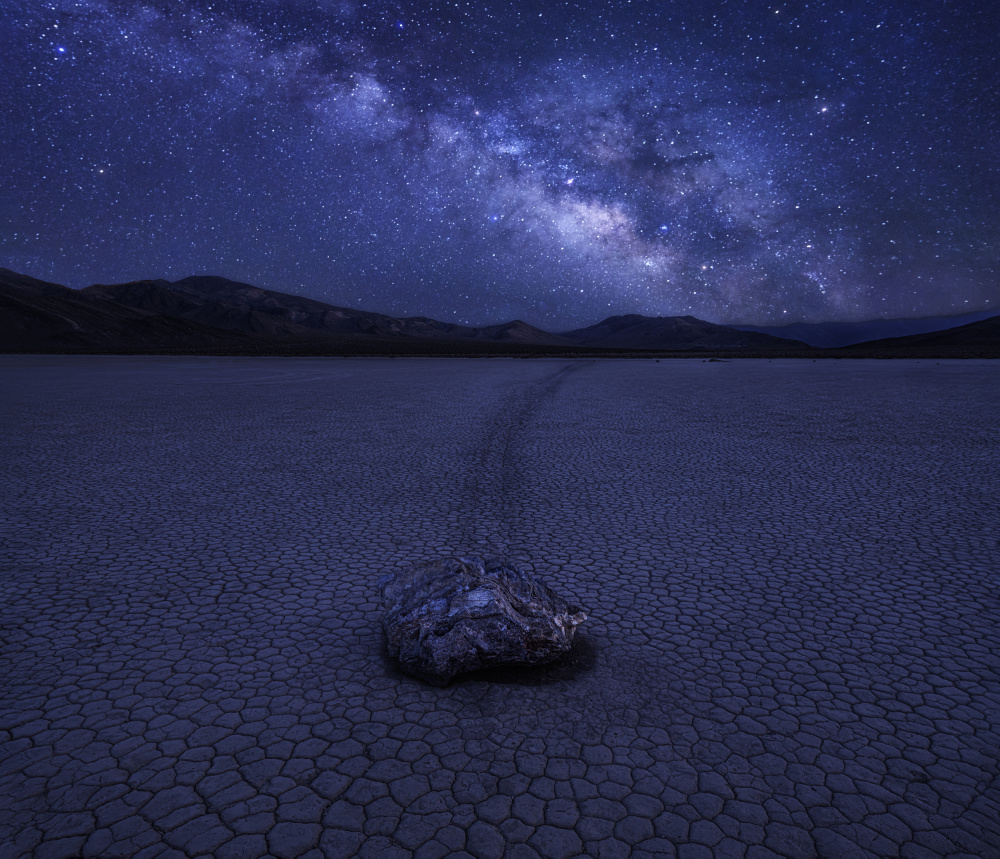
<box><xmin>84</xmin><ymin>276</ymin><xmax>572</xmax><ymax>345</ymax></box>
<box><xmin>0</xmin><ymin>268</ymin><xmax>71</xmax><ymax>298</ymax></box>
<box><xmin>0</xmin><ymin>268</ymin><xmax>249</xmax><ymax>351</ymax></box>
<box><xmin>561</xmin><ymin>314</ymin><xmax>809</xmax><ymax>350</ymax></box>
<box><xmin>5</xmin><ymin>267</ymin><xmax>997</xmax><ymax>356</ymax></box>
<box><xmin>86</xmin><ymin>277</ymin><xmax>357</xmax><ymax>338</ymax></box>
<box><xmin>732</xmin><ymin>310</ymin><xmax>997</xmax><ymax>348</ymax></box>
<box><xmin>466</xmin><ymin>320</ymin><xmax>571</xmax><ymax>345</ymax></box>
<box><xmin>843</xmin><ymin>315</ymin><xmax>1000</xmax><ymax>350</ymax></box>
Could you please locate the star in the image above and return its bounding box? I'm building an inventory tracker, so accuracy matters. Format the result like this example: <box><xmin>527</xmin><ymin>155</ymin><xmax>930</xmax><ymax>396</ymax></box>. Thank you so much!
<box><xmin>0</xmin><ymin>0</ymin><xmax>994</xmax><ymax>328</ymax></box>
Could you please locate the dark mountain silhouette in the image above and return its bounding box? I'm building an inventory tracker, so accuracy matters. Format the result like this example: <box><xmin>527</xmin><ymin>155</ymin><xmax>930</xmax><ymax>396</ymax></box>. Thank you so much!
<box><xmin>843</xmin><ymin>315</ymin><xmax>1000</xmax><ymax>349</ymax></box>
<box><xmin>84</xmin><ymin>276</ymin><xmax>572</xmax><ymax>345</ymax></box>
<box><xmin>0</xmin><ymin>268</ymin><xmax>71</xmax><ymax>297</ymax></box>
<box><xmin>5</xmin><ymin>267</ymin><xmax>997</xmax><ymax>356</ymax></box>
<box><xmin>84</xmin><ymin>278</ymin><xmax>332</xmax><ymax>338</ymax></box>
<box><xmin>732</xmin><ymin>309</ymin><xmax>998</xmax><ymax>348</ymax></box>
<box><xmin>561</xmin><ymin>314</ymin><xmax>809</xmax><ymax>350</ymax></box>
<box><xmin>0</xmin><ymin>269</ymin><xmax>250</xmax><ymax>351</ymax></box>
<box><xmin>466</xmin><ymin>320</ymin><xmax>571</xmax><ymax>345</ymax></box>
<box><xmin>163</xmin><ymin>276</ymin><xmax>410</xmax><ymax>337</ymax></box>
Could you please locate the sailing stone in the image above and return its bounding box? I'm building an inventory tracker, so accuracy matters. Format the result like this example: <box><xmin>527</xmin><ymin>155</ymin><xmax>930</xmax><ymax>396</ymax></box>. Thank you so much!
<box><xmin>378</xmin><ymin>556</ymin><xmax>588</xmax><ymax>683</ymax></box>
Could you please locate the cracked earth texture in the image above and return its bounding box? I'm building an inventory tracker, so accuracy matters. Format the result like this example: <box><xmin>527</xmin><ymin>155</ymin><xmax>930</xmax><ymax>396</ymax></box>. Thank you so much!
<box><xmin>1</xmin><ymin>355</ymin><xmax>998</xmax><ymax>859</ymax></box>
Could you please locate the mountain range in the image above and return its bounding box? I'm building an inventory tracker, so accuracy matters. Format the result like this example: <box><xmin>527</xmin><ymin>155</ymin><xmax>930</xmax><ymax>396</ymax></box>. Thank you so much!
<box><xmin>83</xmin><ymin>276</ymin><xmax>573</xmax><ymax>345</ymax></box>
<box><xmin>732</xmin><ymin>310</ymin><xmax>997</xmax><ymax>348</ymax></box>
<box><xmin>1</xmin><ymin>267</ymin><xmax>997</xmax><ymax>356</ymax></box>
<box><xmin>558</xmin><ymin>314</ymin><xmax>808</xmax><ymax>350</ymax></box>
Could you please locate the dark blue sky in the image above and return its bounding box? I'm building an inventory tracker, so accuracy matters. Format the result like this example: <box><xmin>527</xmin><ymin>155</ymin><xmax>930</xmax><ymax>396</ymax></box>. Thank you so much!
<box><xmin>3</xmin><ymin>1</ymin><xmax>998</xmax><ymax>327</ymax></box>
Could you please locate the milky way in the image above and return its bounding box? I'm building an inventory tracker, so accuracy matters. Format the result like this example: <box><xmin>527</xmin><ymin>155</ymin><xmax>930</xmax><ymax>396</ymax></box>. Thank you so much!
<box><xmin>3</xmin><ymin>1</ymin><xmax>998</xmax><ymax>326</ymax></box>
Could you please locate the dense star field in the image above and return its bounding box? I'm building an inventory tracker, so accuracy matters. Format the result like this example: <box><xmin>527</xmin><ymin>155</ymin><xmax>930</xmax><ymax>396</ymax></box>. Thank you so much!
<box><xmin>3</xmin><ymin>1</ymin><xmax>998</xmax><ymax>327</ymax></box>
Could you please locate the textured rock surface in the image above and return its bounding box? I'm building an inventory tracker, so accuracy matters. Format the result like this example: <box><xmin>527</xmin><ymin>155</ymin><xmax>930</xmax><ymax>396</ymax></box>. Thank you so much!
<box><xmin>1</xmin><ymin>356</ymin><xmax>999</xmax><ymax>858</ymax></box>
<box><xmin>379</xmin><ymin>556</ymin><xmax>588</xmax><ymax>682</ymax></box>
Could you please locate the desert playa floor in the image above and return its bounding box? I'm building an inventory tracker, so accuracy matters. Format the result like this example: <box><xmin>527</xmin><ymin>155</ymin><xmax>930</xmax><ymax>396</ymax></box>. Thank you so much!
<box><xmin>1</xmin><ymin>356</ymin><xmax>998</xmax><ymax>859</ymax></box>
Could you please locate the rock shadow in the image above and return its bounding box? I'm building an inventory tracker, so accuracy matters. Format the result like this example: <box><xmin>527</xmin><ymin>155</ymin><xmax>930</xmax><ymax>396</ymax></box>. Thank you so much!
<box><xmin>379</xmin><ymin>632</ymin><xmax>599</xmax><ymax>688</ymax></box>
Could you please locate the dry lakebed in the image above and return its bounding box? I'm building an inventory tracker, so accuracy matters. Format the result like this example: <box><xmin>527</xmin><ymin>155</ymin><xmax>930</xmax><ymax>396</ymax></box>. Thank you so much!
<box><xmin>1</xmin><ymin>355</ymin><xmax>998</xmax><ymax>858</ymax></box>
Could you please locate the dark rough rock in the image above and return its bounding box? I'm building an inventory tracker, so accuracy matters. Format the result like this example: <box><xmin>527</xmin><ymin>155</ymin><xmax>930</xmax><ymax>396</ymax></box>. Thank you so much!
<box><xmin>378</xmin><ymin>556</ymin><xmax>588</xmax><ymax>683</ymax></box>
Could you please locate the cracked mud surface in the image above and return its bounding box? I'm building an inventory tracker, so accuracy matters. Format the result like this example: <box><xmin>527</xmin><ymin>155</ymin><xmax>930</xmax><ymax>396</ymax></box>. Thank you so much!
<box><xmin>1</xmin><ymin>355</ymin><xmax>998</xmax><ymax>859</ymax></box>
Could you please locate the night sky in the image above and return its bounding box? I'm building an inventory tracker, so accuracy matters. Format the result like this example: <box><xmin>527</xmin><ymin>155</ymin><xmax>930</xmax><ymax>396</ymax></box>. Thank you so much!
<box><xmin>3</xmin><ymin>1</ymin><xmax>998</xmax><ymax>328</ymax></box>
